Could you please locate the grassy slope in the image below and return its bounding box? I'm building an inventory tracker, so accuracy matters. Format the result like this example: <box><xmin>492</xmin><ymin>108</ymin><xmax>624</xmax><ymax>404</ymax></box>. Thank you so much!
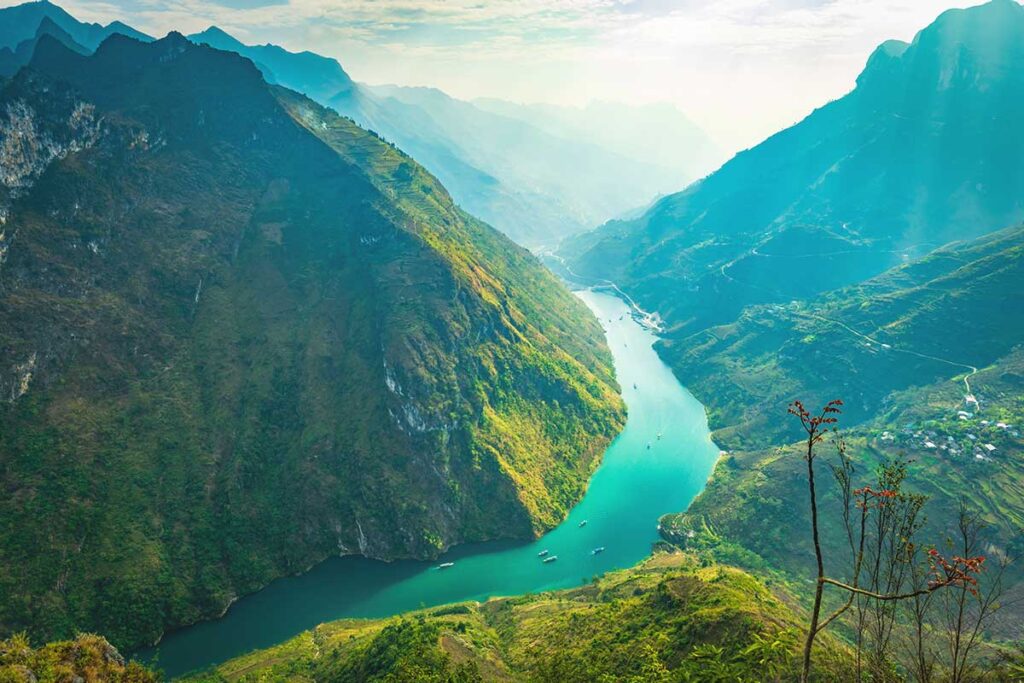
<box><xmin>661</xmin><ymin>224</ymin><xmax>1024</xmax><ymax>449</ymax></box>
<box><xmin>664</xmin><ymin>351</ymin><xmax>1024</xmax><ymax>634</ymax></box>
<box><xmin>659</xmin><ymin>230</ymin><xmax>1024</xmax><ymax>633</ymax></box>
<box><xmin>0</xmin><ymin>36</ymin><xmax>624</xmax><ymax>650</ymax></box>
<box><xmin>180</xmin><ymin>551</ymin><xmax>852</xmax><ymax>683</ymax></box>
<box><xmin>0</xmin><ymin>633</ymin><xmax>157</xmax><ymax>683</ymax></box>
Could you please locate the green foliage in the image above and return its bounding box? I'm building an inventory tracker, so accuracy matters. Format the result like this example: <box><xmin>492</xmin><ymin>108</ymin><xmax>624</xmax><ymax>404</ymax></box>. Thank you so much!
<box><xmin>0</xmin><ymin>633</ymin><xmax>156</xmax><ymax>683</ymax></box>
<box><xmin>184</xmin><ymin>552</ymin><xmax>852</xmax><ymax>682</ymax></box>
<box><xmin>660</xmin><ymin>224</ymin><xmax>1024</xmax><ymax>451</ymax></box>
<box><xmin>0</xmin><ymin>34</ymin><xmax>623</xmax><ymax>650</ymax></box>
<box><xmin>315</xmin><ymin>619</ymin><xmax>482</xmax><ymax>683</ymax></box>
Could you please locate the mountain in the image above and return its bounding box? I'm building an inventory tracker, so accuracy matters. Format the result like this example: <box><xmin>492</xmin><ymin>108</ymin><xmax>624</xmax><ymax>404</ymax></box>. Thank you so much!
<box><xmin>472</xmin><ymin>98</ymin><xmax>723</xmax><ymax>188</ymax></box>
<box><xmin>0</xmin><ymin>32</ymin><xmax>624</xmax><ymax>650</ymax></box>
<box><xmin>334</xmin><ymin>84</ymin><xmax>712</xmax><ymax>247</ymax></box>
<box><xmin>667</xmin><ymin>223</ymin><xmax>1024</xmax><ymax>448</ymax></box>
<box><xmin>180</xmin><ymin>551</ymin><xmax>854</xmax><ymax>682</ymax></box>
<box><xmin>188</xmin><ymin>26</ymin><xmax>353</xmax><ymax>103</ymax></box>
<box><xmin>0</xmin><ymin>0</ymin><xmax>149</xmax><ymax>52</ymax></box>
<box><xmin>186</xmin><ymin>26</ymin><xmax>717</xmax><ymax>248</ymax></box>
<box><xmin>561</xmin><ymin>0</ymin><xmax>1024</xmax><ymax>338</ymax></box>
<box><xmin>655</xmin><ymin>224</ymin><xmax>1024</xmax><ymax>636</ymax></box>
<box><xmin>0</xmin><ymin>16</ymin><xmax>89</xmax><ymax>77</ymax></box>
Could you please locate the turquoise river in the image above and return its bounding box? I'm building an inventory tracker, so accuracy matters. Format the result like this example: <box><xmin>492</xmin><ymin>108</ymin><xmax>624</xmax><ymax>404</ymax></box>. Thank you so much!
<box><xmin>140</xmin><ymin>289</ymin><xmax>722</xmax><ymax>678</ymax></box>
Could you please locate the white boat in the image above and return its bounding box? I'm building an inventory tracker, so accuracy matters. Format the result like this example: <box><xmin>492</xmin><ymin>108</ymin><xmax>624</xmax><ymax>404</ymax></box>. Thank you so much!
<box><xmin>592</xmin><ymin>547</ymin><xmax>606</xmax><ymax>555</ymax></box>
<box><xmin>657</xmin><ymin>432</ymin><xmax>663</xmax><ymax>440</ymax></box>
<box><xmin>437</xmin><ymin>562</ymin><xmax>455</xmax><ymax>569</ymax></box>
<box><xmin>543</xmin><ymin>556</ymin><xmax>558</xmax><ymax>563</ymax></box>
<box><xmin>538</xmin><ymin>549</ymin><xmax>549</xmax><ymax>557</ymax></box>
<box><xmin>578</xmin><ymin>520</ymin><xmax>588</xmax><ymax>528</ymax></box>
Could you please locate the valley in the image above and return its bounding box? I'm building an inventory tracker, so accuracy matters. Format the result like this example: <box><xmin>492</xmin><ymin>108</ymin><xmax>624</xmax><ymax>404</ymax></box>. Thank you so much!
<box><xmin>2</xmin><ymin>0</ymin><xmax>1024</xmax><ymax>680</ymax></box>
<box><xmin>139</xmin><ymin>290</ymin><xmax>722</xmax><ymax>678</ymax></box>
<box><xmin>0</xmin><ymin>31</ymin><xmax>625</xmax><ymax>654</ymax></box>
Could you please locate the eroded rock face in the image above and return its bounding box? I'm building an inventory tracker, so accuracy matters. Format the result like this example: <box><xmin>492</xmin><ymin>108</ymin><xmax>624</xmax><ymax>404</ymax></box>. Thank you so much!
<box><xmin>0</xmin><ymin>99</ymin><xmax>100</xmax><ymax>190</ymax></box>
<box><xmin>0</xmin><ymin>76</ymin><xmax>103</xmax><ymax>279</ymax></box>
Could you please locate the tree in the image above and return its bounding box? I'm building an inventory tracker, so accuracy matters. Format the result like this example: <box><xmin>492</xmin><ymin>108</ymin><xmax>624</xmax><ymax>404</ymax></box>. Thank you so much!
<box><xmin>789</xmin><ymin>400</ymin><xmax>985</xmax><ymax>683</ymax></box>
<box><xmin>936</xmin><ymin>502</ymin><xmax>1009</xmax><ymax>683</ymax></box>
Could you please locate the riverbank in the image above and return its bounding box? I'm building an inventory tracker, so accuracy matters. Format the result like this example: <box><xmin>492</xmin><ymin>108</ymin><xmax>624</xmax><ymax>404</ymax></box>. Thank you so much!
<box><xmin>139</xmin><ymin>291</ymin><xmax>720</xmax><ymax>679</ymax></box>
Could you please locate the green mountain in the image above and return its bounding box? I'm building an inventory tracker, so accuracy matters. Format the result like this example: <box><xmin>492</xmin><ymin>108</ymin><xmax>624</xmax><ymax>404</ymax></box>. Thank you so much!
<box><xmin>0</xmin><ymin>32</ymin><xmax>624</xmax><ymax>651</ymax></box>
<box><xmin>561</xmin><ymin>0</ymin><xmax>1024</xmax><ymax>338</ymax></box>
<box><xmin>656</xmin><ymin>224</ymin><xmax>1024</xmax><ymax>636</ymax></box>
<box><xmin>667</xmin><ymin>223</ymin><xmax>1024</xmax><ymax>448</ymax></box>
<box><xmin>185</xmin><ymin>27</ymin><xmax>717</xmax><ymax>248</ymax></box>
<box><xmin>181</xmin><ymin>551</ymin><xmax>853</xmax><ymax>682</ymax></box>
<box><xmin>554</xmin><ymin>4</ymin><xmax>1024</xmax><ymax>609</ymax></box>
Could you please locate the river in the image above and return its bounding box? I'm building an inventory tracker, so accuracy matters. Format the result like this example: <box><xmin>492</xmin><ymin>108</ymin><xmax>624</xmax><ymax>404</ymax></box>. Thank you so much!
<box><xmin>140</xmin><ymin>289</ymin><xmax>721</xmax><ymax>678</ymax></box>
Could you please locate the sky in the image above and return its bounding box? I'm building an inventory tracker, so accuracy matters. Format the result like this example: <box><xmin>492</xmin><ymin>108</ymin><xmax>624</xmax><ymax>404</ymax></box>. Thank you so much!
<box><xmin>13</xmin><ymin>0</ymin><xmax>986</xmax><ymax>151</ymax></box>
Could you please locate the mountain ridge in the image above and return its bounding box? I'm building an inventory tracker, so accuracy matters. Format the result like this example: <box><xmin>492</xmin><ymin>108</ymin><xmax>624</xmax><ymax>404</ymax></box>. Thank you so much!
<box><xmin>183</xmin><ymin>23</ymin><xmax>717</xmax><ymax>247</ymax></box>
<box><xmin>0</xmin><ymin>31</ymin><xmax>624</xmax><ymax>650</ymax></box>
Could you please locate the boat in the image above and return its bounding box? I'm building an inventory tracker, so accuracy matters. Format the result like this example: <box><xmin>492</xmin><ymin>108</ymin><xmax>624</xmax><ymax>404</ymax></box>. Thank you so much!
<box><xmin>592</xmin><ymin>547</ymin><xmax>606</xmax><ymax>555</ymax></box>
<box><xmin>633</xmin><ymin>383</ymin><xmax>637</xmax><ymax>389</ymax></box>
<box><xmin>543</xmin><ymin>556</ymin><xmax>558</xmax><ymax>563</ymax></box>
<box><xmin>537</xmin><ymin>549</ymin><xmax>549</xmax><ymax>557</ymax></box>
<box><xmin>437</xmin><ymin>562</ymin><xmax>455</xmax><ymax>569</ymax></box>
<box><xmin>578</xmin><ymin>520</ymin><xmax>588</xmax><ymax>528</ymax></box>
<box><xmin>657</xmin><ymin>432</ymin><xmax>663</xmax><ymax>440</ymax></box>
<box><xmin>646</xmin><ymin>443</ymin><xmax>651</xmax><ymax>450</ymax></box>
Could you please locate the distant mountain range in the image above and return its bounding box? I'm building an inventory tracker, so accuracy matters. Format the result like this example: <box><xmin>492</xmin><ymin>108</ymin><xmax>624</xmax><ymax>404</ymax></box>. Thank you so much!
<box><xmin>562</xmin><ymin>0</ymin><xmax>1024</xmax><ymax>336</ymax></box>
<box><xmin>0</xmin><ymin>0</ymin><xmax>149</xmax><ymax>56</ymax></box>
<box><xmin>0</xmin><ymin>31</ymin><xmax>623</xmax><ymax>650</ymax></box>
<box><xmin>1</xmin><ymin>2</ymin><xmax>720</xmax><ymax>249</ymax></box>
<box><xmin>472</xmin><ymin>97</ymin><xmax>719</xmax><ymax>181</ymax></box>
<box><xmin>186</xmin><ymin>26</ymin><xmax>721</xmax><ymax>247</ymax></box>
<box><xmin>187</xmin><ymin>26</ymin><xmax>353</xmax><ymax>104</ymax></box>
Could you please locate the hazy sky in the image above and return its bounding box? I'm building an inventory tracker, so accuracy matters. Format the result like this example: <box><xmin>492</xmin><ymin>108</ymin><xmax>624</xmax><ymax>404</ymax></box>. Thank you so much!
<box><xmin>18</xmin><ymin>0</ymin><xmax>986</xmax><ymax>151</ymax></box>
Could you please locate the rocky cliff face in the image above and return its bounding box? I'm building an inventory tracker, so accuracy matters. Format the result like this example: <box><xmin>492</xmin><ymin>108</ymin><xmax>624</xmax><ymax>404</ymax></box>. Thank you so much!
<box><xmin>0</xmin><ymin>34</ymin><xmax>624</xmax><ymax>649</ymax></box>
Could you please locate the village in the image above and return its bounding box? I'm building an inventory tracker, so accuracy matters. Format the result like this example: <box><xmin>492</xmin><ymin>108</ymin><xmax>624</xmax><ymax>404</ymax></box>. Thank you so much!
<box><xmin>873</xmin><ymin>391</ymin><xmax>1022</xmax><ymax>464</ymax></box>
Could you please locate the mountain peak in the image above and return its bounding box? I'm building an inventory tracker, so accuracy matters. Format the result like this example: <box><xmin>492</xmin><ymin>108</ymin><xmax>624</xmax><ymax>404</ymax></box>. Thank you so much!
<box><xmin>854</xmin><ymin>0</ymin><xmax>1024</xmax><ymax>95</ymax></box>
<box><xmin>190</xmin><ymin>25</ymin><xmax>246</xmax><ymax>51</ymax></box>
<box><xmin>185</xmin><ymin>26</ymin><xmax>352</xmax><ymax>100</ymax></box>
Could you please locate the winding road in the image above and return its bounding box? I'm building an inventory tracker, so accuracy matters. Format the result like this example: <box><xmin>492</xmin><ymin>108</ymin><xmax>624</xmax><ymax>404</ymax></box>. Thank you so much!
<box><xmin>716</xmin><ymin>239</ymin><xmax>980</xmax><ymax>403</ymax></box>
